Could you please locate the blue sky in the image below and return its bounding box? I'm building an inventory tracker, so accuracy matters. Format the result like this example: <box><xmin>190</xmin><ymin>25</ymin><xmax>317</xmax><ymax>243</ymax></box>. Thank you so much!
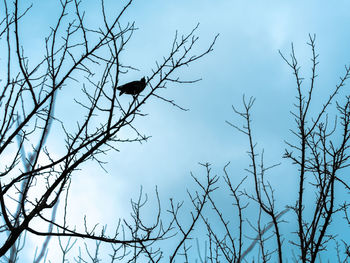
<box><xmin>6</xmin><ymin>0</ymin><xmax>350</xmax><ymax>261</ymax></box>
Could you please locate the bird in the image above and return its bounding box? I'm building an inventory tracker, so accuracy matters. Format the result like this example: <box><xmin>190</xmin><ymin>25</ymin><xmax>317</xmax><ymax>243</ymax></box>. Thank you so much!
<box><xmin>116</xmin><ymin>77</ymin><xmax>146</xmax><ymax>96</ymax></box>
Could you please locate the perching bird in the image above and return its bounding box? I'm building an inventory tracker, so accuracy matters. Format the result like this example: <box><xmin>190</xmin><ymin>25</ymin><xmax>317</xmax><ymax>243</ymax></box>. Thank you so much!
<box><xmin>117</xmin><ymin>77</ymin><xmax>146</xmax><ymax>96</ymax></box>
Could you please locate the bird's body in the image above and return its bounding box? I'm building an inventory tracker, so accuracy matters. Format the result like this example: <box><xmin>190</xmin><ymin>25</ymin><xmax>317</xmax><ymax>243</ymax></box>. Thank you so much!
<box><xmin>117</xmin><ymin>77</ymin><xmax>146</xmax><ymax>96</ymax></box>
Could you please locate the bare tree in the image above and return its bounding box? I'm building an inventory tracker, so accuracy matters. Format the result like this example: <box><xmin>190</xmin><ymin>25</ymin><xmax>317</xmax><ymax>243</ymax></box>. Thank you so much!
<box><xmin>0</xmin><ymin>0</ymin><xmax>217</xmax><ymax>261</ymax></box>
<box><xmin>3</xmin><ymin>1</ymin><xmax>349</xmax><ymax>262</ymax></box>
<box><xmin>281</xmin><ymin>35</ymin><xmax>350</xmax><ymax>262</ymax></box>
<box><xmin>195</xmin><ymin>35</ymin><xmax>350</xmax><ymax>262</ymax></box>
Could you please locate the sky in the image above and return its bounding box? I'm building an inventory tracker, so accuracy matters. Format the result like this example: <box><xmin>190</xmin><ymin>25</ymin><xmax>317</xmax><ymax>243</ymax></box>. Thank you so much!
<box><xmin>3</xmin><ymin>0</ymin><xmax>350</xmax><ymax>262</ymax></box>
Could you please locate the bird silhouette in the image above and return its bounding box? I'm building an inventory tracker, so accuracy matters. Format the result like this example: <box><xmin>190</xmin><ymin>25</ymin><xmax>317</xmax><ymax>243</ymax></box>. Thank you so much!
<box><xmin>117</xmin><ymin>77</ymin><xmax>146</xmax><ymax>96</ymax></box>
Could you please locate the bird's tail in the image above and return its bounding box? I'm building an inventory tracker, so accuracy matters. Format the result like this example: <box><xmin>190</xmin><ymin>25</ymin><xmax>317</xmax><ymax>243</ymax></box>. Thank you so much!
<box><xmin>116</xmin><ymin>85</ymin><xmax>124</xmax><ymax>96</ymax></box>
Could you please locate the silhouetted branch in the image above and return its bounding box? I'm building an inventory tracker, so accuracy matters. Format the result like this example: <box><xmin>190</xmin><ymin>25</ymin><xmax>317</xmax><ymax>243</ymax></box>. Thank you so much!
<box><xmin>0</xmin><ymin>0</ymin><xmax>217</xmax><ymax>260</ymax></box>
